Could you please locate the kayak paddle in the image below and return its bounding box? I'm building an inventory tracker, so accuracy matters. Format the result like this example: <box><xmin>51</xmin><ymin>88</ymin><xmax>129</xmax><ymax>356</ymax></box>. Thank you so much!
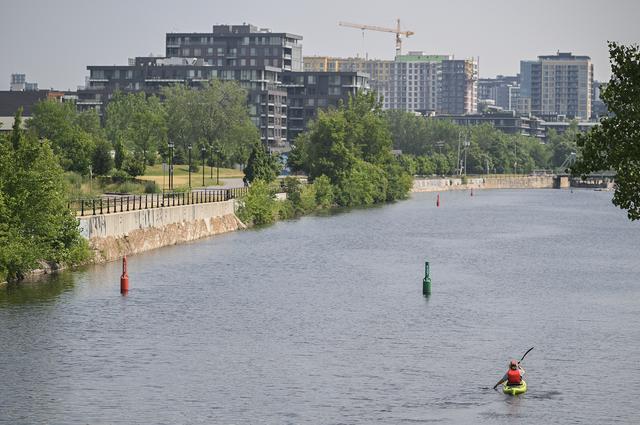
<box><xmin>519</xmin><ymin>347</ymin><xmax>534</xmax><ymax>363</ymax></box>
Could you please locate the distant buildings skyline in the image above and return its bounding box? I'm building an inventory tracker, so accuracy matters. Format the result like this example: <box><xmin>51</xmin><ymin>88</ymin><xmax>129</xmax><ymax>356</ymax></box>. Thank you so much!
<box><xmin>1</xmin><ymin>22</ymin><xmax>609</xmax><ymax>145</ymax></box>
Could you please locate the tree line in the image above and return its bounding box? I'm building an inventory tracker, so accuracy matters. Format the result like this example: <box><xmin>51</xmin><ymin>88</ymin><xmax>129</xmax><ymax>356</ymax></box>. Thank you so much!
<box><xmin>384</xmin><ymin>110</ymin><xmax>580</xmax><ymax>176</ymax></box>
<box><xmin>26</xmin><ymin>80</ymin><xmax>259</xmax><ymax>180</ymax></box>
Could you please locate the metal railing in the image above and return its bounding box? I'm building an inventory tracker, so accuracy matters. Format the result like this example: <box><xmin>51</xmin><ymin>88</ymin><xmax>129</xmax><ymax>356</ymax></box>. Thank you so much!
<box><xmin>71</xmin><ymin>187</ymin><xmax>248</xmax><ymax>217</ymax></box>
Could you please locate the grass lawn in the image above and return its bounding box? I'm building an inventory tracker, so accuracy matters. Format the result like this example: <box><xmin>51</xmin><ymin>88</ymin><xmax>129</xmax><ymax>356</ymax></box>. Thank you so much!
<box><xmin>138</xmin><ymin>164</ymin><xmax>245</xmax><ymax>189</ymax></box>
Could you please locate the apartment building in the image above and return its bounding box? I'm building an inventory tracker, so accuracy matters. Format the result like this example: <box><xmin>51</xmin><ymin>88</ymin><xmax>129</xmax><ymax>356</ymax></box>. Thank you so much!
<box><xmin>520</xmin><ymin>53</ymin><xmax>593</xmax><ymax>120</ymax></box>
<box><xmin>166</xmin><ymin>24</ymin><xmax>303</xmax><ymax>72</ymax></box>
<box><xmin>281</xmin><ymin>71</ymin><xmax>369</xmax><ymax>142</ymax></box>
<box><xmin>478</xmin><ymin>75</ymin><xmax>520</xmax><ymax>112</ymax></box>
<box><xmin>78</xmin><ymin>24</ymin><xmax>368</xmax><ymax>147</ymax></box>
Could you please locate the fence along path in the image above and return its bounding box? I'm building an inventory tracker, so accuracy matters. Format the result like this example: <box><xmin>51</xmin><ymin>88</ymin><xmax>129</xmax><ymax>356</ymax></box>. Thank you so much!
<box><xmin>70</xmin><ymin>188</ymin><xmax>248</xmax><ymax>216</ymax></box>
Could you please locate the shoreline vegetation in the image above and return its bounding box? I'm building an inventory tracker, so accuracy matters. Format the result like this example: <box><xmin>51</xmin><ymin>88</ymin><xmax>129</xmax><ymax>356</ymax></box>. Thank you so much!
<box><xmin>7</xmin><ymin>39</ymin><xmax>639</xmax><ymax>284</ymax></box>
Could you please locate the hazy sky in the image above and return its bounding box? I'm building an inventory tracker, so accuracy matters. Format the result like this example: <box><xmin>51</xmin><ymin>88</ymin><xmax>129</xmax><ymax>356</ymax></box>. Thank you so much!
<box><xmin>2</xmin><ymin>0</ymin><xmax>639</xmax><ymax>91</ymax></box>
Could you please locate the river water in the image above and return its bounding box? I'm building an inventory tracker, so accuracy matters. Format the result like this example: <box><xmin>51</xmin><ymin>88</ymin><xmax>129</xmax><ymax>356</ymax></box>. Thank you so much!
<box><xmin>1</xmin><ymin>189</ymin><xmax>639</xmax><ymax>424</ymax></box>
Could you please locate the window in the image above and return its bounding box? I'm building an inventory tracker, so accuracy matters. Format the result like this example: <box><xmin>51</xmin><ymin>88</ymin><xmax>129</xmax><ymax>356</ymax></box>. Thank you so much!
<box><xmin>250</xmin><ymin>47</ymin><xmax>256</xmax><ymax>56</ymax></box>
<box><xmin>126</xmin><ymin>70</ymin><xmax>133</xmax><ymax>79</ymax></box>
<box><xmin>194</xmin><ymin>48</ymin><xmax>201</xmax><ymax>56</ymax></box>
<box><xmin>250</xmin><ymin>59</ymin><xmax>256</xmax><ymax>66</ymax></box>
<box><xmin>182</xmin><ymin>48</ymin><xmax>190</xmax><ymax>56</ymax></box>
<box><xmin>207</xmin><ymin>47</ymin><xmax>213</xmax><ymax>55</ymax></box>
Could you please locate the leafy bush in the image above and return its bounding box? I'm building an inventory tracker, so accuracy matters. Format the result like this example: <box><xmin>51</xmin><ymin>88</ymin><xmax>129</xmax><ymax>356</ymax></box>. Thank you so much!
<box><xmin>313</xmin><ymin>175</ymin><xmax>334</xmax><ymax>208</ymax></box>
<box><xmin>143</xmin><ymin>180</ymin><xmax>160</xmax><ymax>193</ymax></box>
<box><xmin>298</xmin><ymin>184</ymin><xmax>317</xmax><ymax>214</ymax></box>
<box><xmin>237</xmin><ymin>179</ymin><xmax>278</xmax><ymax>226</ymax></box>
<box><xmin>335</xmin><ymin>160</ymin><xmax>387</xmax><ymax>207</ymax></box>
<box><xmin>277</xmin><ymin>199</ymin><xmax>295</xmax><ymax>220</ymax></box>
<box><xmin>122</xmin><ymin>155</ymin><xmax>145</xmax><ymax>178</ymax></box>
<box><xmin>110</xmin><ymin>169</ymin><xmax>131</xmax><ymax>183</ymax></box>
<box><xmin>384</xmin><ymin>160</ymin><xmax>413</xmax><ymax>202</ymax></box>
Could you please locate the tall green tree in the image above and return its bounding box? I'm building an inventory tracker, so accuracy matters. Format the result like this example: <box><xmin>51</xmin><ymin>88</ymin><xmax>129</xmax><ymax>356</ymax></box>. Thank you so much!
<box><xmin>92</xmin><ymin>139</ymin><xmax>114</xmax><ymax>176</ymax></box>
<box><xmin>573</xmin><ymin>42</ymin><xmax>640</xmax><ymax>220</ymax></box>
<box><xmin>294</xmin><ymin>92</ymin><xmax>411</xmax><ymax>206</ymax></box>
<box><xmin>162</xmin><ymin>81</ymin><xmax>259</xmax><ymax>167</ymax></box>
<box><xmin>244</xmin><ymin>141</ymin><xmax>281</xmax><ymax>183</ymax></box>
<box><xmin>28</xmin><ymin>100</ymin><xmax>96</xmax><ymax>174</ymax></box>
<box><xmin>0</xmin><ymin>110</ymin><xmax>88</xmax><ymax>281</ymax></box>
<box><xmin>105</xmin><ymin>92</ymin><xmax>166</xmax><ymax>171</ymax></box>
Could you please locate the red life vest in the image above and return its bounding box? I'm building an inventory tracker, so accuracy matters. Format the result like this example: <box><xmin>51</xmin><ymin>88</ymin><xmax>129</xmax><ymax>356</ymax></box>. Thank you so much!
<box><xmin>507</xmin><ymin>368</ymin><xmax>522</xmax><ymax>384</ymax></box>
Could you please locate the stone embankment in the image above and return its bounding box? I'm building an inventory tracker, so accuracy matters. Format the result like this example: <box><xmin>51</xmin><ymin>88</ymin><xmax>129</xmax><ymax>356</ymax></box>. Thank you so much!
<box><xmin>412</xmin><ymin>175</ymin><xmax>555</xmax><ymax>192</ymax></box>
<box><xmin>78</xmin><ymin>200</ymin><xmax>245</xmax><ymax>263</ymax></box>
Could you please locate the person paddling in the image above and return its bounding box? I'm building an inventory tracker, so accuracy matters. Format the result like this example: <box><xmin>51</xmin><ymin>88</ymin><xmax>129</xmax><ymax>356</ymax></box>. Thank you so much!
<box><xmin>493</xmin><ymin>359</ymin><xmax>525</xmax><ymax>389</ymax></box>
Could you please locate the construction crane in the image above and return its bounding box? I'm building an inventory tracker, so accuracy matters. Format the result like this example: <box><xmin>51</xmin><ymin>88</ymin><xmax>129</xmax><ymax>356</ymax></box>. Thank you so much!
<box><xmin>338</xmin><ymin>19</ymin><xmax>415</xmax><ymax>57</ymax></box>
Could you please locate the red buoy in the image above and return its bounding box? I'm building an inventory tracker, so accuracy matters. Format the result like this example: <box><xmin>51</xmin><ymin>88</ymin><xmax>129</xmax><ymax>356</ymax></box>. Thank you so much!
<box><xmin>436</xmin><ymin>193</ymin><xmax>440</xmax><ymax>207</ymax></box>
<box><xmin>120</xmin><ymin>255</ymin><xmax>129</xmax><ymax>295</ymax></box>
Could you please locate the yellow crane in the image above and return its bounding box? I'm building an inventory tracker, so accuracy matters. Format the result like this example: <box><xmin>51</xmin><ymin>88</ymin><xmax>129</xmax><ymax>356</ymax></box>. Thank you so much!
<box><xmin>338</xmin><ymin>19</ymin><xmax>415</xmax><ymax>57</ymax></box>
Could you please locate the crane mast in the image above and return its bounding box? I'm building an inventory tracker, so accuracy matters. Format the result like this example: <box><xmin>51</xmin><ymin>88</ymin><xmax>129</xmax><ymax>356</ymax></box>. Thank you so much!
<box><xmin>338</xmin><ymin>19</ymin><xmax>415</xmax><ymax>57</ymax></box>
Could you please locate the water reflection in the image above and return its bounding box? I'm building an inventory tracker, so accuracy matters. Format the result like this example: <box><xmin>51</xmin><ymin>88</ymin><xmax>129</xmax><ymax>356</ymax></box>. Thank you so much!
<box><xmin>0</xmin><ymin>271</ymin><xmax>76</xmax><ymax>305</ymax></box>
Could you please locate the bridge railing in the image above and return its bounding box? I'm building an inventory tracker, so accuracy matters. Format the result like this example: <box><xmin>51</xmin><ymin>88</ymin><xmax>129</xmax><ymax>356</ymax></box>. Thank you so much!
<box><xmin>70</xmin><ymin>187</ymin><xmax>248</xmax><ymax>217</ymax></box>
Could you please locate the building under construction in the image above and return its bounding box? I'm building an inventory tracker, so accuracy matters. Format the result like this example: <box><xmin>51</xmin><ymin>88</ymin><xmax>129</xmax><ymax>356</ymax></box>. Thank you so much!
<box><xmin>304</xmin><ymin>53</ymin><xmax>477</xmax><ymax>115</ymax></box>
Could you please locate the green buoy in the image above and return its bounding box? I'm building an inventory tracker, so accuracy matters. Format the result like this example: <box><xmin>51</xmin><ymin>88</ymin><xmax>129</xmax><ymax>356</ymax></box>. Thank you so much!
<box><xmin>423</xmin><ymin>261</ymin><xmax>431</xmax><ymax>295</ymax></box>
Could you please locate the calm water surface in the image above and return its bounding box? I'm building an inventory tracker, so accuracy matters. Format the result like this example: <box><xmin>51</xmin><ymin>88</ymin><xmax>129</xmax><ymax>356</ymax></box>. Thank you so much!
<box><xmin>1</xmin><ymin>189</ymin><xmax>639</xmax><ymax>424</ymax></box>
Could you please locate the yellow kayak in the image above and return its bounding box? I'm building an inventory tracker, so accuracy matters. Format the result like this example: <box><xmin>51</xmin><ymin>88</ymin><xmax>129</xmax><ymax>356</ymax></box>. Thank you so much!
<box><xmin>503</xmin><ymin>380</ymin><xmax>527</xmax><ymax>395</ymax></box>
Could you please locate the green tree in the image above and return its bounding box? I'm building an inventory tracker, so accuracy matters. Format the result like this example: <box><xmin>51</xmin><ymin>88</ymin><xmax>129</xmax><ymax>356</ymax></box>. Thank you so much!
<box><xmin>294</xmin><ymin>92</ymin><xmax>411</xmax><ymax>206</ymax></box>
<box><xmin>244</xmin><ymin>141</ymin><xmax>281</xmax><ymax>183</ymax></box>
<box><xmin>573</xmin><ymin>42</ymin><xmax>640</xmax><ymax>220</ymax></box>
<box><xmin>92</xmin><ymin>139</ymin><xmax>114</xmax><ymax>176</ymax></box>
<box><xmin>114</xmin><ymin>138</ymin><xmax>125</xmax><ymax>170</ymax></box>
<box><xmin>0</xmin><ymin>110</ymin><xmax>88</xmax><ymax>281</ymax></box>
<box><xmin>28</xmin><ymin>100</ymin><xmax>96</xmax><ymax>174</ymax></box>
<box><xmin>162</xmin><ymin>81</ymin><xmax>259</xmax><ymax>167</ymax></box>
<box><xmin>105</xmin><ymin>92</ymin><xmax>166</xmax><ymax>171</ymax></box>
<box><xmin>313</xmin><ymin>175</ymin><xmax>334</xmax><ymax>208</ymax></box>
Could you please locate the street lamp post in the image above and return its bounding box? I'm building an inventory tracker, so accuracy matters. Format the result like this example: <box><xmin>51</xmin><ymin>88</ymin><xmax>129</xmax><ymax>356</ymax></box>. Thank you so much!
<box><xmin>188</xmin><ymin>144</ymin><xmax>192</xmax><ymax>188</ymax></box>
<box><xmin>464</xmin><ymin>138</ymin><xmax>470</xmax><ymax>176</ymax></box>
<box><xmin>209</xmin><ymin>143</ymin><xmax>213</xmax><ymax>179</ymax></box>
<box><xmin>168</xmin><ymin>142</ymin><xmax>174</xmax><ymax>190</ymax></box>
<box><xmin>201</xmin><ymin>146</ymin><xmax>206</xmax><ymax>186</ymax></box>
<box><xmin>215</xmin><ymin>146</ymin><xmax>220</xmax><ymax>185</ymax></box>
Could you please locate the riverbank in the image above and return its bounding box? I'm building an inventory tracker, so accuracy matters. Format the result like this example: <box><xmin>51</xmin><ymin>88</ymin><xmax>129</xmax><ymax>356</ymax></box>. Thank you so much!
<box><xmin>1</xmin><ymin>175</ymin><xmax>562</xmax><ymax>285</ymax></box>
<box><xmin>78</xmin><ymin>199</ymin><xmax>245</xmax><ymax>263</ymax></box>
<box><xmin>412</xmin><ymin>175</ymin><xmax>556</xmax><ymax>192</ymax></box>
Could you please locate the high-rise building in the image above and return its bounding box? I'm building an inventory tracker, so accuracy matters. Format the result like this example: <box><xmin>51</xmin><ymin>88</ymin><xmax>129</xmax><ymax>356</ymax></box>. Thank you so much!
<box><xmin>386</xmin><ymin>53</ymin><xmax>449</xmax><ymax>113</ymax></box>
<box><xmin>520</xmin><ymin>53</ymin><xmax>593</xmax><ymax>120</ymax></box>
<box><xmin>439</xmin><ymin>59</ymin><xmax>478</xmax><ymax>115</ymax></box>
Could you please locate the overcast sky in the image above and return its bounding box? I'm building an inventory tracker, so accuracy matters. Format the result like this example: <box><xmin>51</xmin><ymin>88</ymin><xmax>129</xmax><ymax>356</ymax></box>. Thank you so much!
<box><xmin>2</xmin><ymin>0</ymin><xmax>639</xmax><ymax>91</ymax></box>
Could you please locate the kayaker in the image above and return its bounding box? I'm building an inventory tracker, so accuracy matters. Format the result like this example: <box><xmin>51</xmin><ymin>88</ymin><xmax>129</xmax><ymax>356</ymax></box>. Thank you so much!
<box><xmin>493</xmin><ymin>359</ymin><xmax>525</xmax><ymax>389</ymax></box>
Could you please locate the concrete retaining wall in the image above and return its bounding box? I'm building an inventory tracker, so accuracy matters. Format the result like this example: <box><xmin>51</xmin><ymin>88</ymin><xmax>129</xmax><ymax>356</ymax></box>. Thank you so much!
<box><xmin>78</xmin><ymin>200</ymin><xmax>245</xmax><ymax>263</ymax></box>
<box><xmin>412</xmin><ymin>176</ymin><xmax>554</xmax><ymax>192</ymax></box>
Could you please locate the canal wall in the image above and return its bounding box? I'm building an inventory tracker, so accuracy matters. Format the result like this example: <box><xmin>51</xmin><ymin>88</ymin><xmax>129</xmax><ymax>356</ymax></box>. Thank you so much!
<box><xmin>412</xmin><ymin>175</ymin><xmax>555</xmax><ymax>192</ymax></box>
<box><xmin>78</xmin><ymin>200</ymin><xmax>245</xmax><ymax>263</ymax></box>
